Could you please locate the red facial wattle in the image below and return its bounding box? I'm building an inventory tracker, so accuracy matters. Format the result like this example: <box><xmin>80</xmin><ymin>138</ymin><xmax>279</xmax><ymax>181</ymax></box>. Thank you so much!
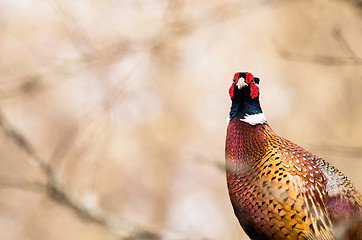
<box><xmin>250</xmin><ymin>84</ymin><xmax>259</xmax><ymax>99</ymax></box>
<box><xmin>229</xmin><ymin>72</ymin><xmax>240</xmax><ymax>99</ymax></box>
<box><xmin>246</xmin><ymin>72</ymin><xmax>259</xmax><ymax>99</ymax></box>
<box><xmin>229</xmin><ymin>83</ymin><xmax>235</xmax><ymax>99</ymax></box>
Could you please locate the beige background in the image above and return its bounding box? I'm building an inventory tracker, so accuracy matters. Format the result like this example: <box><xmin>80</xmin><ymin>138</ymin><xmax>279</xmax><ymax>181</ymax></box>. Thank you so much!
<box><xmin>0</xmin><ymin>0</ymin><xmax>361</xmax><ymax>239</ymax></box>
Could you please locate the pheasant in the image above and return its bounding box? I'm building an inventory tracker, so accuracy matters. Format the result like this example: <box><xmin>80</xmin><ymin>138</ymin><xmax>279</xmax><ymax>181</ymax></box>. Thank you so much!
<box><xmin>225</xmin><ymin>72</ymin><xmax>362</xmax><ymax>240</ymax></box>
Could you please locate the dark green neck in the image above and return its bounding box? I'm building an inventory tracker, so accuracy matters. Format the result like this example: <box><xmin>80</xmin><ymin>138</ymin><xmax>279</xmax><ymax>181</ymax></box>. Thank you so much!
<box><xmin>229</xmin><ymin>97</ymin><xmax>263</xmax><ymax>119</ymax></box>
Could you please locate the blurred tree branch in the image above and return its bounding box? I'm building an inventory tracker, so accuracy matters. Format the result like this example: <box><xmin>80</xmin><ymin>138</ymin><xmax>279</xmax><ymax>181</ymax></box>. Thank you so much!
<box><xmin>0</xmin><ymin>111</ymin><xmax>165</xmax><ymax>239</ymax></box>
<box><xmin>47</xmin><ymin>0</ymin><xmax>95</xmax><ymax>55</ymax></box>
<box><xmin>0</xmin><ymin>109</ymin><xmax>212</xmax><ymax>239</ymax></box>
<box><xmin>310</xmin><ymin>143</ymin><xmax>362</xmax><ymax>158</ymax></box>
<box><xmin>0</xmin><ymin>177</ymin><xmax>44</xmax><ymax>192</ymax></box>
<box><xmin>0</xmin><ymin>0</ymin><xmax>244</xmax><ymax>102</ymax></box>
<box><xmin>279</xmin><ymin>50</ymin><xmax>362</xmax><ymax>66</ymax></box>
<box><xmin>279</xmin><ymin>27</ymin><xmax>362</xmax><ymax>65</ymax></box>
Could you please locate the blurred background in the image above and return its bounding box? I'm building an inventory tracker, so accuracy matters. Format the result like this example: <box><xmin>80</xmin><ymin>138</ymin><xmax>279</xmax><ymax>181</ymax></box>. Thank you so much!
<box><xmin>0</xmin><ymin>0</ymin><xmax>361</xmax><ymax>239</ymax></box>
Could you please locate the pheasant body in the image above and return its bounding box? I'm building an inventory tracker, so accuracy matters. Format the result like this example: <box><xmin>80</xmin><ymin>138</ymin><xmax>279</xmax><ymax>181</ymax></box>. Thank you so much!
<box><xmin>225</xmin><ymin>72</ymin><xmax>362</xmax><ymax>240</ymax></box>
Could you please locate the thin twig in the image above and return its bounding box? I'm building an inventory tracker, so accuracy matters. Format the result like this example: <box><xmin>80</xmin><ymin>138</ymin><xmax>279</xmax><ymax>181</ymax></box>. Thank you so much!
<box><xmin>279</xmin><ymin>50</ymin><xmax>362</xmax><ymax>66</ymax></box>
<box><xmin>310</xmin><ymin>144</ymin><xmax>362</xmax><ymax>158</ymax></box>
<box><xmin>0</xmin><ymin>178</ymin><xmax>44</xmax><ymax>193</ymax></box>
<box><xmin>332</xmin><ymin>27</ymin><xmax>359</xmax><ymax>58</ymax></box>
<box><xmin>279</xmin><ymin>27</ymin><xmax>362</xmax><ymax>66</ymax></box>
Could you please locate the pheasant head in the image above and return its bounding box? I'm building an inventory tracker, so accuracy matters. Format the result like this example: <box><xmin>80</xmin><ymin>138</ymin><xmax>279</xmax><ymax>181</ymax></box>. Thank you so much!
<box><xmin>228</xmin><ymin>72</ymin><xmax>266</xmax><ymax>125</ymax></box>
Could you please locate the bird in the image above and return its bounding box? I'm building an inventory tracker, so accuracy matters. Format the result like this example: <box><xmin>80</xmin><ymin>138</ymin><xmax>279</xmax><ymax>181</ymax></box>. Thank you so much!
<box><xmin>225</xmin><ymin>72</ymin><xmax>362</xmax><ymax>240</ymax></box>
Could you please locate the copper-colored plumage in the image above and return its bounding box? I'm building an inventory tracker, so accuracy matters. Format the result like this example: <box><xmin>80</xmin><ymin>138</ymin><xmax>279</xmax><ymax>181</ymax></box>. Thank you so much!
<box><xmin>225</xmin><ymin>118</ymin><xmax>362</xmax><ymax>240</ymax></box>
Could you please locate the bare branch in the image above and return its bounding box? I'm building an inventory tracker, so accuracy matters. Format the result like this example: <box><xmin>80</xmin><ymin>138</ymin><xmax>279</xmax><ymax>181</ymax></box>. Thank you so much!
<box><xmin>47</xmin><ymin>0</ymin><xmax>95</xmax><ymax>55</ymax></box>
<box><xmin>279</xmin><ymin>27</ymin><xmax>362</xmax><ymax>66</ymax></box>
<box><xmin>0</xmin><ymin>111</ymin><xmax>210</xmax><ymax>240</ymax></box>
<box><xmin>0</xmin><ymin>178</ymin><xmax>44</xmax><ymax>193</ymax></box>
<box><xmin>279</xmin><ymin>49</ymin><xmax>362</xmax><ymax>66</ymax></box>
<box><xmin>332</xmin><ymin>27</ymin><xmax>359</xmax><ymax>58</ymax></box>
<box><xmin>0</xmin><ymin>111</ymin><xmax>161</xmax><ymax>239</ymax></box>
<box><xmin>310</xmin><ymin>144</ymin><xmax>362</xmax><ymax>158</ymax></box>
<box><xmin>0</xmin><ymin>112</ymin><xmax>50</xmax><ymax>174</ymax></box>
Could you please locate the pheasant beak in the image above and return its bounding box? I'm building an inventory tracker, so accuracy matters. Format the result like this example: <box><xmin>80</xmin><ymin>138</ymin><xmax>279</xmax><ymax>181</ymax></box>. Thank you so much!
<box><xmin>236</xmin><ymin>77</ymin><xmax>248</xmax><ymax>89</ymax></box>
<box><xmin>229</xmin><ymin>75</ymin><xmax>248</xmax><ymax>99</ymax></box>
